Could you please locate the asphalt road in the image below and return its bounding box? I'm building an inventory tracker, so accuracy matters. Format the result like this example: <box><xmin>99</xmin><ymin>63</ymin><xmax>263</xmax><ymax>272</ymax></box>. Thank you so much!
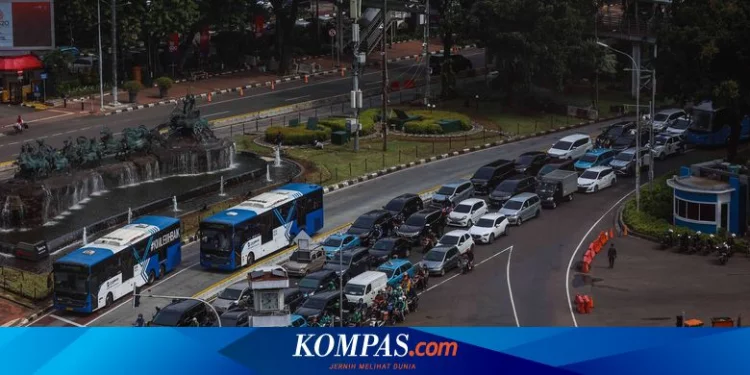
<box><xmin>29</xmin><ymin>115</ymin><xmax>632</xmax><ymax>327</ymax></box>
<box><xmin>0</xmin><ymin>49</ymin><xmax>485</xmax><ymax>161</ymax></box>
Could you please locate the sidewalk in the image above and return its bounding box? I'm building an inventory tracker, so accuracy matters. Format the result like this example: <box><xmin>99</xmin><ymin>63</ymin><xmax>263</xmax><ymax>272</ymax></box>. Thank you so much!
<box><xmin>45</xmin><ymin>39</ymin><xmax>470</xmax><ymax>117</ymax></box>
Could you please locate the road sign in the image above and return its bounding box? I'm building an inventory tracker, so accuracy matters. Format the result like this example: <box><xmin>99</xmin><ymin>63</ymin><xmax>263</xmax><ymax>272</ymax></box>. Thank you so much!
<box><xmin>40</xmin><ymin>73</ymin><xmax>47</xmax><ymax>80</ymax></box>
<box><xmin>328</xmin><ymin>29</ymin><xmax>336</xmax><ymax>37</ymax></box>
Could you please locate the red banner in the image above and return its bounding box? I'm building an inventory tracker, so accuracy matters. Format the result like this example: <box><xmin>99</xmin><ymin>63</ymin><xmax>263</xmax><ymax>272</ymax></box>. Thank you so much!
<box><xmin>255</xmin><ymin>16</ymin><xmax>265</xmax><ymax>37</ymax></box>
<box><xmin>199</xmin><ymin>27</ymin><xmax>210</xmax><ymax>56</ymax></box>
<box><xmin>168</xmin><ymin>33</ymin><xmax>179</xmax><ymax>53</ymax></box>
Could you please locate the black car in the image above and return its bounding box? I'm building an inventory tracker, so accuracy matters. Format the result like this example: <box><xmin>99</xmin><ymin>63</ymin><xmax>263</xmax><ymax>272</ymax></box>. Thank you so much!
<box><xmin>149</xmin><ymin>299</ymin><xmax>214</xmax><ymax>327</ymax></box>
<box><xmin>218</xmin><ymin>310</ymin><xmax>249</xmax><ymax>327</ymax></box>
<box><xmin>347</xmin><ymin>210</ymin><xmax>394</xmax><ymax>245</ymax></box>
<box><xmin>537</xmin><ymin>159</ymin><xmax>576</xmax><ymax>178</ymax></box>
<box><xmin>323</xmin><ymin>247</ymin><xmax>370</xmax><ymax>282</ymax></box>
<box><xmin>612</xmin><ymin>128</ymin><xmax>650</xmax><ymax>152</ymax></box>
<box><xmin>488</xmin><ymin>175</ymin><xmax>536</xmax><ymax>206</ymax></box>
<box><xmin>429</xmin><ymin>54</ymin><xmax>473</xmax><ymax>75</ymax></box>
<box><xmin>514</xmin><ymin>151</ymin><xmax>549</xmax><ymax>175</ymax></box>
<box><xmin>297</xmin><ymin>270</ymin><xmax>339</xmax><ymax>295</ymax></box>
<box><xmin>368</xmin><ymin>237</ymin><xmax>412</xmax><ymax>266</ymax></box>
<box><xmin>596</xmin><ymin>121</ymin><xmax>635</xmax><ymax>147</ymax></box>
<box><xmin>470</xmin><ymin>159</ymin><xmax>515</xmax><ymax>195</ymax></box>
<box><xmin>283</xmin><ymin>287</ymin><xmax>306</xmax><ymax>312</ymax></box>
<box><xmin>294</xmin><ymin>290</ymin><xmax>343</xmax><ymax>320</ymax></box>
<box><xmin>396</xmin><ymin>208</ymin><xmax>445</xmax><ymax>244</ymax></box>
<box><xmin>383</xmin><ymin>193</ymin><xmax>424</xmax><ymax>220</ymax></box>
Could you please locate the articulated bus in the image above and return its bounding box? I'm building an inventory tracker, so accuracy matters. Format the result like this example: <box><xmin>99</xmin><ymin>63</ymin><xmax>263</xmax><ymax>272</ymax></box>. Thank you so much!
<box><xmin>199</xmin><ymin>183</ymin><xmax>324</xmax><ymax>271</ymax></box>
<box><xmin>685</xmin><ymin>101</ymin><xmax>750</xmax><ymax>147</ymax></box>
<box><xmin>53</xmin><ymin>216</ymin><xmax>182</xmax><ymax>313</ymax></box>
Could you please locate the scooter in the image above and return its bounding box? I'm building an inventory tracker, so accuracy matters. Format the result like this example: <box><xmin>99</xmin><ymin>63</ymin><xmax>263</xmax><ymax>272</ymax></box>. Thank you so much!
<box><xmin>459</xmin><ymin>255</ymin><xmax>474</xmax><ymax>274</ymax></box>
<box><xmin>660</xmin><ymin>229</ymin><xmax>675</xmax><ymax>250</ymax></box>
<box><xmin>718</xmin><ymin>243</ymin><xmax>731</xmax><ymax>265</ymax></box>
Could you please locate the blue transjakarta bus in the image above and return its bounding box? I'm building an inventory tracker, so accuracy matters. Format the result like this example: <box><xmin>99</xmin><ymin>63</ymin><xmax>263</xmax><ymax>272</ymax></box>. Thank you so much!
<box><xmin>53</xmin><ymin>216</ymin><xmax>182</xmax><ymax>313</ymax></box>
<box><xmin>199</xmin><ymin>183</ymin><xmax>324</xmax><ymax>271</ymax></box>
<box><xmin>685</xmin><ymin>101</ymin><xmax>750</xmax><ymax>146</ymax></box>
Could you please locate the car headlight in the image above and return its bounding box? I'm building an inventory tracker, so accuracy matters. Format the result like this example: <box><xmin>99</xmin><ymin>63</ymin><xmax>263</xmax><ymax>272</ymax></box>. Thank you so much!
<box><xmin>545</xmin><ymin>197</ymin><xmax>554</xmax><ymax>201</ymax></box>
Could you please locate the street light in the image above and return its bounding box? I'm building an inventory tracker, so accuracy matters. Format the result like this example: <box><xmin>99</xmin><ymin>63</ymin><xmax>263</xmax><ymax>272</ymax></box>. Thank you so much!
<box><xmin>97</xmin><ymin>0</ymin><xmax>130</xmax><ymax>107</ymax></box>
<box><xmin>97</xmin><ymin>0</ymin><xmax>105</xmax><ymax>111</ymax></box>
<box><xmin>597</xmin><ymin>41</ymin><xmax>641</xmax><ymax>211</ymax></box>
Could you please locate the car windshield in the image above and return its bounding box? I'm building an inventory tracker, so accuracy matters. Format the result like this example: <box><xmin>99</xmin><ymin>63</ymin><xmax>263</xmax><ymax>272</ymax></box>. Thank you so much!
<box><xmin>654</xmin><ymin>137</ymin><xmax>668</xmax><ymax>146</ymax></box>
<box><xmin>52</xmin><ymin>264</ymin><xmax>88</xmax><ymax>294</ymax></box>
<box><xmin>496</xmin><ymin>180</ymin><xmax>517</xmax><ymax>192</ymax></box>
<box><xmin>552</xmin><ymin>141</ymin><xmax>572</xmax><ymax>150</ymax></box>
<box><xmin>199</xmin><ymin>223</ymin><xmax>232</xmax><ymax>251</ymax></box>
<box><xmin>298</xmin><ymin>278</ymin><xmax>320</xmax><ymax>289</ymax></box>
<box><xmin>405</xmin><ymin>215</ymin><xmax>426</xmax><ymax>226</ymax></box>
<box><xmin>302</xmin><ymin>298</ymin><xmax>326</xmax><ymax>309</ymax></box>
<box><xmin>371</xmin><ymin>240</ymin><xmax>393</xmax><ymax>251</ymax></box>
<box><xmin>425</xmin><ymin>250</ymin><xmax>446</xmax><ymax>262</ymax></box>
<box><xmin>671</xmin><ymin>119</ymin><xmax>691</xmax><ymax>129</ymax></box>
<box><xmin>454</xmin><ymin>204</ymin><xmax>471</xmax><ymax>213</ymax></box>
<box><xmin>475</xmin><ymin>218</ymin><xmax>495</xmax><ymax>227</ymax></box>
<box><xmin>605</xmin><ymin>126</ymin><xmax>625</xmax><ymax>137</ymax></box>
<box><xmin>615</xmin><ymin>137</ymin><xmax>633</xmax><ymax>146</ymax></box>
<box><xmin>473</xmin><ymin>167</ymin><xmax>494</xmax><ymax>180</ymax></box>
<box><xmin>437</xmin><ymin>186</ymin><xmax>455</xmax><ymax>195</ymax></box>
<box><xmin>503</xmin><ymin>200</ymin><xmax>523</xmax><ymax>210</ymax></box>
<box><xmin>352</xmin><ymin>216</ymin><xmax>375</xmax><ymax>229</ymax></box>
<box><xmin>322</xmin><ymin>237</ymin><xmax>343</xmax><ymax>247</ymax></box>
<box><xmin>376</xmin><ymin>268</ymin><xmax>395</xmax><ymax>278</ymax></box>
<box><xmin>384</xmin><ymin>200</ymin><xmax>405</xmax><ymax>212</ymax></box>
<box><xmin>615</xmin><ymin>152</ymin><xmax>633</xmax><ymax>161</ymax></box>
<box><xmin>151</xmin><ymin>309</ymin><xmax>182</xmax><ymax>326</ymax></box>
<box><xmin>538</xmin><ymin>165</ymin><xmax>558</xmax><ymax>176</ymax></box>
<box><xmin>439</xmin><ymin>235</ymin><xmax>460</xmax><ymax>245</ymax></box>
<box><xmin>220</xmin><ymin>316</ymin><xmax>242</xmax><ymax>327</ymax></box>
<box><xmin>654</xmin><ymin>113</ymin><xmax>669</xmax><ymax>121</ymax></box>
<box><xmin>344</xmin><ymin>284</ymin><xmax>365</xmax><ymax>296</ymax></box>
<box><xmin>579</xmin><ymin>154</ymin><xmax>598</xmax><ymax>163</ymax></box>
<box><xmin>218</xmin><ymin>287</ymin><xmax>243</xmax><ymax>300</ymax></box>
<box><xmin>580</xmin><ymin>170</ymin><xmax>600</xmax><ymax>179</ymax></box>
<box><xmin>515</xmin><ymin>156</ymin><xmax>534</xmax><ymax>166</ymax></box>
<box><xmin>328</xmin><ymin>255</ymin><xmax>352</xmax><ymax>266</ymax></box>
<box><xmin>290</xmin><ymin>251</ymin><xmax>312</xmax><ymax>262</ymax></box>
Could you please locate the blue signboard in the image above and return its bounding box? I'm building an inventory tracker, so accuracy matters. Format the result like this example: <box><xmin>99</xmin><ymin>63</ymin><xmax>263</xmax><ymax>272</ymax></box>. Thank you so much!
<box><xmin>40</xmin><ymin>73</ymin><xmax>48</xmax><ymax>80</ymax></box>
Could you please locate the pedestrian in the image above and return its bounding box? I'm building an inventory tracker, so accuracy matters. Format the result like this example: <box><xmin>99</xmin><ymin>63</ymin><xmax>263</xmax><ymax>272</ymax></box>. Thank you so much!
<box><xmin>133</xmin><ymin>313</ymin><xmax>145</xmax><ymax>327</ymax></box>
<box><xmin>608</xmin><ymin>243</ymin><xmax>617</xmax><ymax>269</ymax></box>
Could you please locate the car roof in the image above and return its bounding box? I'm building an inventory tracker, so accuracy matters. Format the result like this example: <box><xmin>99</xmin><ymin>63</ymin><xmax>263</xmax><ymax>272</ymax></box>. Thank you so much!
<box><xmin>348</xmin><ymin>271</ymin><xmax>388</xmax><ymax>284</ymax></box>
<box><xmin>391</xmin><ymin>193</ymin><xmax>419</xmax><ymax>202</ymax></box>
<box><xmin>326</xmin><ymin>233</ymin><xmax>347</xmax><ymax>240</ymax></box>
<box><xmin>482</xmin><ymin>159</ymin><xmax>513</xmax><ymax>168</ymax></box>
<box><xmin>340</xmin><ymin>246</ymin><xmax>368</xmax><ymax>256</ymax></box>
<box><xmin>221</xmin><ymin>310</ymin><xmax>247</xmax><ymax>318</ymax></box>
<box><xmin>480</xmin><ymin>213</ymin><xmax>506</xmax><ymax>220</ymax></box>
<box><xmin>559</xmin><ymin>133</ymin><xmax>590</xmax><ymax>142</ymax></box>
<box><xmin>585</xmin><ymin>166</ymin><xmax>610</xmax><ymax>172</ymax></box>
<box><xmin>504</xmin><ymin>174</ymin><xmax>531</xmax><ymax>181</ymax></box>
<box><xmin>412</xmin><ymin>207</ymin><xmax>441</xmax><ymax>216</ymax></box>
<box><xmin>509</xmin><ymin>192</ymin><xmax>537</xmax><ymax>201</ymax></box>
<box><xmin>308</xmin><ymin>290</ymin><xmax>340</xmax><ymax>300</ymax></box>
<box><xmin>456</xmin><ymin>198</ymin><xmax>484</xmax><ymax>206</ymax></box>
<box><xmin>586</xmin><ymin>148</ymin><xmax>613</xmax><ymax>156</ymax></box>
<box><xmin>428</xmin><ymin>245</ymin><xmax>456</xmax><ymax>254</ymax></box>
<box><xmin>226</xmin><ymin>281</ymin><xmax>248</xmax><ymax>291</ymax></box>
<box><xmin>657</xmin><ymin>108</ymin><xmax>685</xmax><ymax>115</ymax></box>
<box><xmin>378</xmin><ymin>259</ymin><xmax>411</xmax><ymax>269</ymax></box>
<box><xmin>373</xmin><ymin>237</ymin><xmax>400</xmax><ymax>245</ymax></box>
<box><xmin>441</xmin><ymin>179</ymin><xmax>470</xmax><ymax>188</ymax></box>
<box><xmin>161</xmin><ymin>299</ymin><xmax>203</xmax><ymax>312</ymax></box>
<box><xmin>443</xmin><ymin>229</ymin><xmax>469</xmax><ymax>237</ymax></box>
<box><xmin>305</xmin><ymin>269</ymin><xmax>335</xmax><ymax>279</ymax></box>
<box><xmin>361</xmin><ymin>209</ymin><xmax>390</xmax><ymax>218</ymax></box>
<box><xmin>519</xmin><ymin>151</ymin><xmax>546</xmax><ymax>157</ymax></box>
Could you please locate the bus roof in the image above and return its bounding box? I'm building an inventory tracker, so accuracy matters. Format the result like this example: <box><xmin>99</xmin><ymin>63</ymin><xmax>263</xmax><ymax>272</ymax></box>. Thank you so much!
<box><xmin>202</xmin><ymin>184</ymin><xmax>321</xmax><ymax>227</ymax></box>
<box><xmin>56</xmin><ymin>216</ymin><xmax>177</xmax><ymax>267</ymax></box>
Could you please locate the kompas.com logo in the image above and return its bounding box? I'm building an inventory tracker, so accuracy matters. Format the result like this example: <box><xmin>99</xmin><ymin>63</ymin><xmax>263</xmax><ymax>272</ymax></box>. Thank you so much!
<box><xmin>293</xmin><ymin>333</ymin><xmax>459</xmax><ymax>358</ymax></box>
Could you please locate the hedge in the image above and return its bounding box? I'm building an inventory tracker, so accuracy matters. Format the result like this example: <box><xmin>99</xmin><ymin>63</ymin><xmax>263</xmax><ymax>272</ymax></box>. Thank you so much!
<box><xmin>318</xmin><ymin>108</ymin><xmax>378</xmax><ymax>136</ymax></box>
<box><xmin>265</xmin><ymin>126</ymin><xmax>331</xmax><ymax>146</ymax></box>
<box><xmin>403</xmin><ymin>110</ymin><xmax>472</xmax><ymax>135</ymax></box>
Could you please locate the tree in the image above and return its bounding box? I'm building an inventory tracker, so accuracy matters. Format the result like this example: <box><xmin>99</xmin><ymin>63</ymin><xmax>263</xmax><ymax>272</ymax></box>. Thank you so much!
<box><xmin>54</xmin><ymin>0</ymin><xmax>97</xmax><ymax>47</ymax></box>
<box><xmin>433</xmin><ymin>0</ymin><xmax>474</xmax><ymax>98</ymax></box>
<box><xmin>269</xmin><ymin>0</ymin><xmax>303</xmax><ymax>75</ymax></box>
<box><xmin>657</xmin><ymin>0</ymin><xmax>750</xmax><ymax>161</ymax></box>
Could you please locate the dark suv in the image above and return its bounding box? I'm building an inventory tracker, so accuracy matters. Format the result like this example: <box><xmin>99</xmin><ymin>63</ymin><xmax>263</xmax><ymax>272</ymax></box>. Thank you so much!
<box><xmin>396</xmin><ymin>208</ymin><xmax>445</xmax><ymax>244</ymax></box>
<box><xmin>346</xmin><ymin>210</ymin><xmax>394</xmax><ymax>245</ymax></box>
<box><xmin>514</xmin><ymin>151</ymin><xmax>549</xmax><ymax>175</ymax></box>
<box><xmin>323</xmin><ymin>247</ymin><xmax>370</xmax><ymax>282</ymax></box>
<box><xmin>383</xmin><ymin>193</ymin><xmax>424</xmax><ymax>220</ymax></box>
<box><xmin>368</xmin><ymin>237</ymin><xmax>412</xmax><ymax>266</ymax></box>
<box><xmin>470</xmin><ymin>159</ymin><xmax>515</xmax><ymax>195</ymax></box>
<box><xmin>488</xmin><ymin>175</ymin><xmax>537</xmax><ymax>206</ymax></box>
<box><xmin>149</xmin><ymin>299</ymin><xmax>213</xmax><ymax>327</ymax></box>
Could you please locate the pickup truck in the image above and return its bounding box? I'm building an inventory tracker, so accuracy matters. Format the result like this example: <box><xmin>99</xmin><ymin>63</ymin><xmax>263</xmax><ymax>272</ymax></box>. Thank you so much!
<box><xmin>282</xmin><ymin>247</ymin><xmax>326</xmax><ymax>277</ymax></box>
<box><xmin>536</xmin><ymin>170</ymin><xmax>577</xmax><ymax>209</ymax></box>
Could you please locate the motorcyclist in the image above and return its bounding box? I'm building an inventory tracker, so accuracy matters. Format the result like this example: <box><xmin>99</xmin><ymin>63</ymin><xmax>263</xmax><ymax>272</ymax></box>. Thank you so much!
<box><xmin>14</xmin><ymin>115</ymin><xmax>24</xmax><ymax>132</ymax></box>
<box><xmin>401</xmin><ymin>274</ymin><xmax>412</xmax><ymax>294</ymax></box>
<box><xmin>133</xmin><ymin>313</ymin><xmax>145</xmax><ymax>327</ymax></box>
<box><xmin>355</xmin><ymin>298</ymin><xmax>368</xmax><ymax>314</ymax></box>
<box><xmin>727</xmin><ymin>233</ymin><xmax>736</xmax><ymax>252</ymax></box>
<box><xmin>327</xmin><ymin>279</ymin><xmax>337</xmax><ymax>291</ymax></box>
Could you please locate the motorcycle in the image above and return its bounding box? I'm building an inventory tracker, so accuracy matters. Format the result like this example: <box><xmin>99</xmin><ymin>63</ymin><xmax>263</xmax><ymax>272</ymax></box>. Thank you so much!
<box><xmin>718</xmin><ymin>242</ymin><xmax>731</xmax><ymax>265</ymax></box>
<box><xmin>413</xmin><ymin>270</ymin><xmax>429</xmax><ymax>291</ymax></box>
<box><xmin>689</xmin><ymin>235</ymin><xmax>702</xmax><ymax>254</ymax></box>
<box><xmin>701</xmin><ymin>235</ymin><xmax>716</xmax><ymax>256</ymax></box>
<box><xmin>660</xmin><ymin>229</ymin><xmax>675</xmax><ymax>250</ymax></box>
<box><xmin>421</xmin><ymin>230</ymin><xmax>436</xmax><ymax>254</ymax></box>
<box><xmin>678</xmin><ymin>233</ymin><xmax>690</xmax><ymax>253</ymax></box>
<box><xmin>458</xmin><ymin>255</ymin><xmax>474</xmax><ymax>274</ymax></box>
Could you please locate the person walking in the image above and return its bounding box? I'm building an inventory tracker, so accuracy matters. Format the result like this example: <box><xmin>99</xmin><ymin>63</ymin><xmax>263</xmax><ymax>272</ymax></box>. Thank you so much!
<box><xmin>608</xmin><ymin>243</ymin><xmax>617</xmax><ymax>269</ymax></box>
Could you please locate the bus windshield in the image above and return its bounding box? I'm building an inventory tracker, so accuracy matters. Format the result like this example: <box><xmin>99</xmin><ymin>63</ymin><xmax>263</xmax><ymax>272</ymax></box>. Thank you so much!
<box><xmin>200</xmin><ymin>223</ymin><xmax>232</xmax><ymax>251</ymax></box>
<box><xmin>53</xmin><ymin>263</ymin><xmax>88</xmax><ymax>294</ymax></box>
<box><xmin>690</xmin><ymin>110</ymin><xmax>713</xmax><ymax>132</ymax></box>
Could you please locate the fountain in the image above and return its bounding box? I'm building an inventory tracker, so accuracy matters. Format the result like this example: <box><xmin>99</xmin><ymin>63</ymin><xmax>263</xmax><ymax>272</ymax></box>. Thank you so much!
<box><xmin>172</xmin><ymin>196</ymin><xmax>179</xmax><ymax>212</ymax></box>
<box><xmin>82</xmin><ymin>227</ymin><xmax>88</xmax><ymax>245</ymax></box>
<box><xmin>274</xmin><ymin>146</ymin><xmax>282</xmax><ymax>168</ymax></box>
<box><xmin>127</xmin><ymin>207</ymin><xmax>133</xmax><ymax>224</ymax></box>
<box><xmin>266</xmin><ymin>165</ymin><xmax>272</xmax><ymax>182</ymax></box>
<box><xmin>219</xmin><ymin>176</ymin><xmax>226</xmax><ymax>196</ymax></box>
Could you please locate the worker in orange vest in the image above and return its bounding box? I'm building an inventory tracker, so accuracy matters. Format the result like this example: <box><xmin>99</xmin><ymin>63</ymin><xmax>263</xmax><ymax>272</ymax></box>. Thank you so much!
<box><xmin>575</xmin><ymin>294</ymin><xmax>585</xmax><ymax>314</ymax></box>
<box><xmin>582</xmin><ymin>295</ymin><xmax>592</xmax><ymax>314</ymax></box>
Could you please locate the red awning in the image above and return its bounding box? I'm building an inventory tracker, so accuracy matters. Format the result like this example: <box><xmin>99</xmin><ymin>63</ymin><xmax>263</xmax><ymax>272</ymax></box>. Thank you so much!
<box><xmin>0</xmin><ymin>54</ymin><xmax>43</xmax><ymax>72</ymax></box>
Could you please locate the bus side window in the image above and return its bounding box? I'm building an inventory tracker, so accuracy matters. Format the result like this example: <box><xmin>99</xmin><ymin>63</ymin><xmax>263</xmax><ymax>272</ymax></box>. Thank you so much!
<box><xmin>260</xmin><ymin>213</ymin><xmax>274</xmax><ymax>244</ymax></box>
<box><xmin>297</xmin><ymin>197</ymin><xmax>308</xmax><ymax>227</ymax></box>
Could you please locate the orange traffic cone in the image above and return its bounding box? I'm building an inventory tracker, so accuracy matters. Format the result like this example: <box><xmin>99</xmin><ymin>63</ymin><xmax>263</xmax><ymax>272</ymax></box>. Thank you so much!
<box><xmin>271</xmin><ymin>80</ymin><xmax>275</xmax><ymax>90</ymax></box>
<box><xmin>340</xmin><ymin>68</ymin><xmax>345</xmax><ymax>77</ymax></box>
<box><xmin>239</xmin><ymin>87</ymin><xmax>244</xmax><ymax>96</ymax></box>
<box><xmin>207</xmin><ymin>93</ymin><xmax>212</xmax><ymax>102</ymax></box>
<box><xmin>610</xmin><ymin>228</ymin><xmax>615</xmax><ymax>239</ymax></box>
<box><xmin>304</xmin><ymin>75</ymin><xmax>309</xmax><ymax>83</ymax></box>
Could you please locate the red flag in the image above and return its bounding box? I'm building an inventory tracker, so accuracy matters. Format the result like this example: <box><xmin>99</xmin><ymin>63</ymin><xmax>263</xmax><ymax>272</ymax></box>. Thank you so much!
<box><xmin>200</xmin><ymin>27</ymin><xmax>210</xmax><ymax>56</ymax></box>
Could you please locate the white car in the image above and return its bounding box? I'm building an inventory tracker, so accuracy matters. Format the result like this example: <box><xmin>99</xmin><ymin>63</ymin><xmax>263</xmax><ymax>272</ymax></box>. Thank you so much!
<box><xmin>547</xmin><ymin>133</ymin><xmax>593</xmax><ymax>160</ymax></box>
<box><xmin>437</xmin><ymin>230</ymin><xmax>474</xmax><ymax>254</ymax></box>
<box><xmin>651</xmin><ymin>109</ymin><xmax>686</xmax><ymax>132</ymax></box>
<box><xmin>577</xmin><ymin>166</ymin><xmax>616</xmax><ymax>193</ymax></box>
<box><xmin>650</xmin><ymin>134</ymin><xmax>684</xmax><ymax>160</ymax></box>
<box><xmin>469</xmin><ymin>213</ymin><xmax>509</xmax><ymax>244</ymax></box>
<box><xmin>447</xmin><ymin>198</ymin><xmax>488</xmax><ymax>227</ymax></box>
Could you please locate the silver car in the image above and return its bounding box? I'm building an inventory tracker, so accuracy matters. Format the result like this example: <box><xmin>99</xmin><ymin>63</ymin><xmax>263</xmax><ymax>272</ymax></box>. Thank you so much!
<box><xmin>431</xmin><ymin>180</ymin><xmax>474</xmax><ymax>207</ymax></box>
<box><xmin>420</xmin><ymin>246</ymin><xmax>461</xmax><ymax>276</ymax></box>
<box><xmin>498</xmin><ymin>192</ymin><xmax>541</xmax><ymax>226</ymax></box>
<box><xmin>211</xmin><ymin>281</ymin><xmax>251</xmax><ymax>313</ymax></box>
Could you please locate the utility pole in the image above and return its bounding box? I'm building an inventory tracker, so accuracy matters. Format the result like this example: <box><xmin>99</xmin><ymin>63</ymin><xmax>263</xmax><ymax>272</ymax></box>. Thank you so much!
<box><xmin>381</xmin><ymin>0</ymin><xmax>388</xmax><ymax>151</ymax></box>
<box><xmin>423</xmin><ymin>0</ymin><xmax>430</xmax><ymax>105</ymax></box>
<box><xmin>111</xmin><ymin>0</ymin><xmax>119</xmax><ymax>105</ymax></box>
<box><xmin>97</xmin><ymin>0</ymin><xmax>104</xmax><ymax>110</ymax></box>
<box><xmin>351</xmin><ymin>0</ymin><xmax>363</xmax><ymax>152</ymax></box>
<box><xmin>649</xmin><ymin>45</ymin><xmax>657</xmax><ymax>188</ymax></box>
<box><xmin>336</xmin><ymin>0</ymin><xmax>343</xmax><ymax>67</ymax></box>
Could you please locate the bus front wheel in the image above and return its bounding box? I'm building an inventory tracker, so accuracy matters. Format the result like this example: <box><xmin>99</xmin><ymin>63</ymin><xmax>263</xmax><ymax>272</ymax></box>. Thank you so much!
<box><xmin>147</xmin><ymin>271</ymin><xmax>156</xmax><ymax>285</ymax></box>
<box><xmin>159</xmin><ymin>264</ymin><xmax>166</xmax><ymax>279</ymax></box>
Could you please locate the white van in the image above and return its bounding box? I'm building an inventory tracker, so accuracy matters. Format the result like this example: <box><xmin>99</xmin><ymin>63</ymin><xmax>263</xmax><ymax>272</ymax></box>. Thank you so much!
<box><xmin>343</xmin><ymin>271</ymin><xmax>388</xmax><ymax>305</ymax></box>
<box><xmin>547</xmin><ymin>134</ymin><xmax>593</xmax><ymax>160</ymax></box>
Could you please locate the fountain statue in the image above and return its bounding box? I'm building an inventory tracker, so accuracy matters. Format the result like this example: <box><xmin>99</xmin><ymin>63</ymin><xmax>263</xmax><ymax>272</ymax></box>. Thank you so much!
<box><xmin>0</xmin><ymin>94</ymin><xmax>235</xmax><ymax>230</ymax></box>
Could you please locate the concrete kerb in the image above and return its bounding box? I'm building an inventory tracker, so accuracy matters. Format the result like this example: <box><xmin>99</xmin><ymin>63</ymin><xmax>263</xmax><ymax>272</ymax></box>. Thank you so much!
<box><xmin>14</xmin><ymin>301</ymin><xmax>53</xmax><ymax>327</ymax></box>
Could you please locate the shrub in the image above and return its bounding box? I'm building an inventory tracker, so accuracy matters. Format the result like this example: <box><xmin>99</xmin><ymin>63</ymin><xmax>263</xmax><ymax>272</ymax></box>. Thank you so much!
<box><xmin>155</xmin><ymin>76</ymin><xmax>173</xmax><ymax>89</ymax></box>
<box><xmin>402</xmin><ymin>110</ymin><xmax>472</xmax><ymax>134</ymax></box>
<box><xmin>318</xmin><ymin>108</ymin><xmax>378</xmax><ymax>136</ymax></box>
<box><xmin>123</xmin><ymin>80</ymin><xmax>143</xmax><ymax>93</ymax></box>
<box><xmin>404</xmin><ymin>120</ymin><xmax>443</xmax><ymax>134</ymax></box>
<box><xmin>265</xmin><ymin>126</ymin><xmax>331</xmax><ymax>146</ymax></box>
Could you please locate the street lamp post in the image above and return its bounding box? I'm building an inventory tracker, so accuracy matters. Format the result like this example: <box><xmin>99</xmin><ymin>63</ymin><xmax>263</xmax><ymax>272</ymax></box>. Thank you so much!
<box><xmin>598</xmin><ymin>41</ymin><xmax>641</xmax><ymax>211</ymax></box>
<box><xmin>97</xmin><ymin>0</ymin><xmax>105</xmax><ymax>111</ymax></box>
<box><xmin>111</xmin><ymin>0</ymin><xmax>120</xmax><ymax>105</ymax></box>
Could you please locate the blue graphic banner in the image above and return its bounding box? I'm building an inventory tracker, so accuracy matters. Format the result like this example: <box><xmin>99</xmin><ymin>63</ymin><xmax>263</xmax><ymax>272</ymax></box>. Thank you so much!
<box><xmin>1</xmin><ymin>328</ymin><xmax>749</xmax><ymax>374</ymax></box>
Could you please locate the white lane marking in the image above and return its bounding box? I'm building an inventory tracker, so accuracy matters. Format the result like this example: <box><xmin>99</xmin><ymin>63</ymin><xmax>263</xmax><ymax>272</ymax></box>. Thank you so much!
<box><xmin>284</xmin><ymin>95</ymin><xmax>310</xmax><ymax>102</ymax></box>
<box><xmin>2</xmin><ymin>112</ymin><xmax>74</xmax><ymax>128</ymax></box>
<box><xmin>51</xmin><ymin>133</ymin><xmax>62</xmax><ymax>137</ymax></box>
<box><xmin>565</xmin><ymin>190</ymin><xmax>634</xmax><ymax>327</ymax></box>
<box><xmin>50</xmin><ymin>314</ymin><xmax>84</xmax><ymax>327</ymax></box>
<box><xmin>64</xmin><ymin>130</ymin><xmax>78</xmax><ymax>134</ymax></box>
<box><xmin>85</xmin><ymin>261</ymin><xmax>200</xmax><ymax>326</ymax></box>
<box><xmin>202</xmin><ymin>111</ymin><xmax>230</xmax><ymax>118</ymax></box>
<box><xmin>506</xmin><ymin>245</ymin><xmax>520</xmax><ymax>327</ymax></box>
<box><xmin>1</xmin><ymin>318</ymin><xmax>19</xmax><ymax>327</ymax></box>
<box><xmin>419</xmin><ymin>246</ymin><xmax>512</xmax><ymax>295</ymax></box>
<box><xmin>8</xmin><ymin>141</ymin><xmax>18</xmax><ymax>145</ymax></box>
<box><xmin>23</xmin><ymin>310</ymin><xmax>54</xmax><ymax>327</ymax></box>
